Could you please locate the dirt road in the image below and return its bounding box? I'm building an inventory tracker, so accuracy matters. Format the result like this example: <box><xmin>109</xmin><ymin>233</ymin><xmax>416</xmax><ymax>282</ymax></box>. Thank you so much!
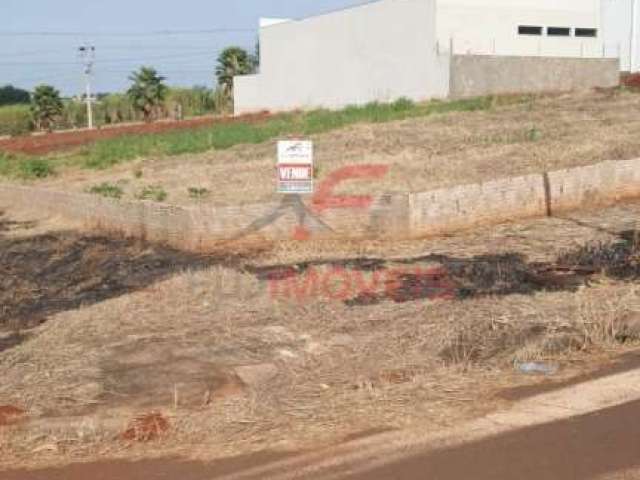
<box><xmin>3</xmin><ymin>400</ymin><xmax>639</xmax><ymax>480</ymax></box>
<box><xmin>4</xmin><ymin>359</ymin><xmax>640</xmax><ymax>480</ymax></box>
<box><xmin>344</xmin><ymin>400</ymin><xmax>640</xmax><ymax>480</ymax></box>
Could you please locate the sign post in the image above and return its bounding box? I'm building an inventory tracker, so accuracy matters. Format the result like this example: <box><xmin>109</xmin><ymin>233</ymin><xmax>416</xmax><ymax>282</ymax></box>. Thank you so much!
<box><xmin>277</xmin><ymin>140</ymin><xmax>314</xmax><ymax>194</ymax></box>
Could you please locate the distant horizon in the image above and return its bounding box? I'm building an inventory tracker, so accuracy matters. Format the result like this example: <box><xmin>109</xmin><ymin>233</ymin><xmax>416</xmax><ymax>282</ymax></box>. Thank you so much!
<box><xmin>1</xmin><ymin>0</ymin><xmax>368</xmax><ymax>96</ymax></box>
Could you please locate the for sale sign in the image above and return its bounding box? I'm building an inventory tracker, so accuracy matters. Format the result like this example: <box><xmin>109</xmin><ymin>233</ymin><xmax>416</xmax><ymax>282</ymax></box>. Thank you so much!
<box><xmin>277</xmin><ymin>140</ymin><xmax>313</xmax><ymax>194</ymax></box>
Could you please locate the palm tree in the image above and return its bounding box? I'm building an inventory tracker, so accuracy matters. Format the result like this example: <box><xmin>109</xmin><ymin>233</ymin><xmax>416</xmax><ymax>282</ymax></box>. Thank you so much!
<box><xmin>30</xmin><ymin>85</ymin><xmax>63</xmax><ymax>132</ymax></box>
<box><xmin>251</xmin><ymin>39</ymin><xmax>260</xmax><ymax>73</ymax></box>
<box><xmin>127</xmin><ymin>67</ymin><xmax>168</xmax><ymax>122</ymax></box>
<box><xmin>215</xmin><ymin>47</ymin><xmax>255</xmax><ymax>98</ymax></box>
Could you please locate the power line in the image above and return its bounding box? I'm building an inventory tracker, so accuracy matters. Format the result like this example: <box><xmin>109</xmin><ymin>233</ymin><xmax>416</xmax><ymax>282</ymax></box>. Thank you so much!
<box><xmin>0</xmin><ymin>49</ymin><xmax>70</xmax><ymax>59</ymax></box>
<box><xmin>0</xmin><ymin>51</ymin><xmax>222</xmax><ymax>66</ymax></box>
<box><xmin>0</xmin><ymin>46</ymin><xmax>219</xmax><ymax>59</ymax></box>
<box><xmin>100</xmin><ymin>68</ymin><xmax>215</xmax><ymax>73</ymax></box>
<box><xmin>0</xmin><ymin>28</ymin><xmax>255</xmax><ymax>37</ymax></box>
<box><xmin>95</xmin><ymin>44</ymin><xmax>228</xmax><ymax>51</ymax></box>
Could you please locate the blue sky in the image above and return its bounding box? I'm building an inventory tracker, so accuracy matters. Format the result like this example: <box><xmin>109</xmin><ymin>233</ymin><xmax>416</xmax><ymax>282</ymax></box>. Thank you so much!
<box><xmin>1</xmin><ymin>0</ymin><xmax>368</xmax><ymax>95</ymax></box>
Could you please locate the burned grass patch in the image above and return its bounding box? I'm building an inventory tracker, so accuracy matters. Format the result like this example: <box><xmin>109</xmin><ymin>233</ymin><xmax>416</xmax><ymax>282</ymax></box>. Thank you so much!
<box><xmin>0</xmin><ymin>211</ymin><xmax>264</xmax><ymax>335</ymax></box>
<box><xmin>253</xmin><ymin>229</ymin><xmax>640</xmax><ymax>308</ymax></box>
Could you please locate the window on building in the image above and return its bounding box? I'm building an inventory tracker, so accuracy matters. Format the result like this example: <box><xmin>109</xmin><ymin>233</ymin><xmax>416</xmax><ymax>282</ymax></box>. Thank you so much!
<box><xmin>547</xmin><ymin>27</ymin><xmax>571</xmax><ymax>36</ymax></box>
<box><xmin>575</xmin><ymin>28</ymin><xmax>597</xmax><ymax>37</ymax></box>
<box><xmin>518</xmin><ymin>25</ymin><xmax>543</xmax><ymax>36</ymax></box>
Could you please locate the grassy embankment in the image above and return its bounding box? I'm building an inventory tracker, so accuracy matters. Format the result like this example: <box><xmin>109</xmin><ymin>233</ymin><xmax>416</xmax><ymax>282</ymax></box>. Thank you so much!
<box><xmin>0</xmin><ymin>94</ymin><xmax>531</xmax><ymax>180</ymax></box>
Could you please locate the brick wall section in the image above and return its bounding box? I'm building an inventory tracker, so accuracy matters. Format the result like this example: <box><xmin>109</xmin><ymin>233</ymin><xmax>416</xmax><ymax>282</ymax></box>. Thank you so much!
<box><xmin>409</xmin><ymin>173</ymin><xmax>547</xmax><ymax>236</ymax></box>
<box><xmin>450</xmin><ymin>55</ymin><xmax>620</xmax><ymax>98</ymax></box>
<box><xmin>1</xmin><ymin>158</ymin><xmax>640</xmax><ymax>249</ymax></box>
<box><xmin>547</xmin><ymin>159</ymin><xmax>640</xmax><ymax>214</ymax></box>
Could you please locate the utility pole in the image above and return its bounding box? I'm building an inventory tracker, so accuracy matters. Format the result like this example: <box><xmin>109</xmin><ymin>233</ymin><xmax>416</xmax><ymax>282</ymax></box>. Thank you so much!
<box><xmin>78</xmin><ymin>44</ymin><xmax>95</xmax><ymax>129</ymax></box>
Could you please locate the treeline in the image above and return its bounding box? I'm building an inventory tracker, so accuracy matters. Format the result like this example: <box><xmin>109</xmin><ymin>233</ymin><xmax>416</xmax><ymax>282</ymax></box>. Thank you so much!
<box><xmin>0</xmin><ymin>86</ymin><xmax>228</xmax><ymax>136</ymax></box>
<box><xmin>0</xmin><ymin>45</ymin><xmax>257</xmax><ymax>136</ymax></box>
<box><xmin>0</xmin><ymin>85</ymin><xmax>30</xmax><ymax>106</ymax></box>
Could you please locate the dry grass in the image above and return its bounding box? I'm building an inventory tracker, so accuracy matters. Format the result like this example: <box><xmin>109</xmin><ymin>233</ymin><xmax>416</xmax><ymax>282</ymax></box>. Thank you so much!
<box><xmin>32</xmin><ymin>88</ymin><xmax>640</xmax><ymax>207</ymax></box>
<box><xmin>4</xmin><ymin>87</ymin><xmax>640</xmax><ymax>468</ymax></box>
<box><xmin>2</xmin><ymin>199</ymin><xmax>640</xmax><ymax>469</ymax></box>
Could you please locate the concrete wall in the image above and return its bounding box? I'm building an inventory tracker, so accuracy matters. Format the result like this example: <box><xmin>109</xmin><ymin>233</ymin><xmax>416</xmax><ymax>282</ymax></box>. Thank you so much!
<box><xmin>449</xmin><ymin>55</ymin><xmax>620</xmax><ymax>97</ymax></box>
<box><xmin>0</xmin><ymin>186</ymin><xmax>405</xmax><ymax>250</ymax></box>
<box><xmin>547</xmin><ymin>159</ymin><xmax>640</xmax><ymax>212</ymax></box>
<box><xmin>234</xmin><ymin>0</ymin><xmax>450</xmax><ymax>114</ymax></box>
<box><xmin>602</xmin><ymin>0</ymin><xmax>637</xmax><ymax>71</ymax></box>
<box><xmin>409</xmin><ymin>173</ymin><xmax>547</xmax><ymax>236</ymax></box>
<box><xmin>438</xmin><ymin>0</ymin><xmax>604</xmax><ymax>58</ymax></box>
<box><xmin>3</xmin><ymin>158</ymin><xmax>640</xmax><ymax>249</ymax></box>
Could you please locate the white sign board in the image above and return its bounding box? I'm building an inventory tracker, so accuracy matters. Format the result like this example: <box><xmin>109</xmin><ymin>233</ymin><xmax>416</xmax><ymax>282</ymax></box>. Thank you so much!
<box><xmin>277</xmin><ymin>140</ymin><xmax>313</xmax><ymax>194</ymax></box>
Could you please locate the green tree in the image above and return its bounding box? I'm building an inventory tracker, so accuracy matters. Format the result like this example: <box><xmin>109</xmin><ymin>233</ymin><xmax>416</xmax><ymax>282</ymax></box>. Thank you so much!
<box><xmin>30</xmin><ymin>84</ymin><xmax>63</xmax><ymax>132</ymax></box>
<box><xmin>0</xmin><ymin>85</ymin><xmax>30</xmax><ymax>106</ymax></box>
<box><xmin>215</xmin><ymin>47</ymin><xmax>255</xmax><ymax>97</ymax></box>
<box><xmin>251</xmin><ymin>39</ymin><xmax>260</xmax><ymax>72</ymax></box>
<box><xmin>127</xmin><ymin>67</ymin><xmax>168</xmax><ymax>122</ymax></box>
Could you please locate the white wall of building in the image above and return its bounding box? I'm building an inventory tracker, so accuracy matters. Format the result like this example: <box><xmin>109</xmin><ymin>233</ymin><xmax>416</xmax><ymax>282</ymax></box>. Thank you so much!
<box><xmin>235</xmin><ymin>0</ymin><xmax>450</xmax><ymax>115</ymax></box>
<box><xmin>602</xmin><ymin>0</ymin><xmax>637</xmax><ymax>71</ymax></box>
<box><xmin>234</xmin><ymin>0</ymin><xmax>620</xmax><ymax>115</ymax></box>
<box><xmin>437</xmin><ymin>0</ymin><xmax>604</xmax><ymax>57</ymax></box>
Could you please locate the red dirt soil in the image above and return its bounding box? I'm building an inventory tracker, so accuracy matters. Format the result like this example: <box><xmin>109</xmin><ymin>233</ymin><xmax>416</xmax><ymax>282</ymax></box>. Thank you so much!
<box><xmin>622</xmin><ymin>73</ymin><xmax>640</xmax><ymax>88</ymax></box>
<box><xmin>0</xmin><ymin>405</ymin><xmax>26</xmax><ymax>426</ymax></box>
<box><xmin>120</xmin><ymin>412</ymin><xmax>170</xmax><ymax>442</ymax></box>
<box><xmin>0</xmin><ymin>112</ymin><xmax>271</xmax><ymax>156</ymax></box>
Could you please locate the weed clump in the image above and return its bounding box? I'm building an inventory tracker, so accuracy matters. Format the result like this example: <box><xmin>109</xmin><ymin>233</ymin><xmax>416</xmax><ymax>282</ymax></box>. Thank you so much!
<box><xmin>19</xmin><ymin>158</ymin><xmax>53</xmax><ymax>179</ymax></box>
<box><xmin>188</xmin><ymin>187</ymin><xmax>210</xmax><ymax>199</ymax></box>
<box><xmin>88</xmin><ymin>182</ymin><xmax>124</xmax><ymax>199</ymax></box>
<box><xmin>137</xmin><ymin>184</ymin><xmax>167</xmax><ymax>202</ymax></box>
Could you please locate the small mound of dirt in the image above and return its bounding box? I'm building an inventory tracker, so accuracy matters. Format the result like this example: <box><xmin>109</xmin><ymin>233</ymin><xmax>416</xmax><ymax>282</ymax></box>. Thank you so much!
<box><xmin>0</xmin><ymin>405</ymin><xmax>26</xmax><ymax>426</ymax></box>
<box><xmin>100</xmin><ymin>339</ymin><xmax>246</xmax><ymax>409</ymax></box>
<box><xmin>121</xmin><ymin>412</ymin><xmax>169</xmax><ymax>442</ymax></box>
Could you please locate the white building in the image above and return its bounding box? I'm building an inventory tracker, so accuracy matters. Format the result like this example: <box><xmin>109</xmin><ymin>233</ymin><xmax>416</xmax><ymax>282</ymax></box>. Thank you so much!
<box><xmin>234</xmin><ymin>0</ymin><xmax>620</xmax><ymax>115</ymax></box>
<box><xmin>602</xmin><ymin>0</ymin><xmax>639</xmax><ymax>71</ymax></box>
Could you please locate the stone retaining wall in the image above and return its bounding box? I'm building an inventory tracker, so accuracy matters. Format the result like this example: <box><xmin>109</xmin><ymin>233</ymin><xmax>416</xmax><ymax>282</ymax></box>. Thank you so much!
<box><xmin>1</xmin><ymin>158</ymin><xmax>639</xmax><ymax>250</ymax></box>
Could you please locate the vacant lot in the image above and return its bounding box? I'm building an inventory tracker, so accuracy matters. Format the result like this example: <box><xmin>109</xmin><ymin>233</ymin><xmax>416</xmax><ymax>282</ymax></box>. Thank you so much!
<box><xmin>3</xmin><ymin>88</ymin><xmax>640</xmax><ymax>471</ymax></box>
<box><xmin>26</xmin><ymin>88</ymin><xmax>640</xmax><ymax>207</ymax></box>
<box><xmin>1</xmin><ymin>199</ymin><xmax>640</xmax><ymax>470</ymax></box>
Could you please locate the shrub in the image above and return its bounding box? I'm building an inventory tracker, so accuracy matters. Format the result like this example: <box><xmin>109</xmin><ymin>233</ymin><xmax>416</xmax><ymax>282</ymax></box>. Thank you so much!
<box><xmin>137</xmin><ymin>184</ymin><xmax>167</xmax><ymax>202</ymax></box>
<box><xmin>31</xmin><ymin>85</ymin><xmax>64</xmax><ymax>132</ymax></box>
<box><xmin>526</xmin><ymin>126</ymin><xmax>542</xmax><ymax>142</ymax></box>
<box><xmin>188</xmin><ymin>187</ymin><xmax>210</xmax><ymax>199</ymax></box>
<box><xmin>88</xmin><ymin>182</ymin><xmax>124</xmax><ymax>199</ymax></box>
<box><xmin>19</xmin><ymin>158</ymin><xmax>53</xmax><ymax>179</ymax></box>
<box><xmin>391</xmin><ymin>97</ymin><xmax>415</xmax><ymax>111</ymax></box>
<box><xmin>0</xmin><ymin>105</ymin><xmax>32</xmax><ymax>136</ymax></box>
